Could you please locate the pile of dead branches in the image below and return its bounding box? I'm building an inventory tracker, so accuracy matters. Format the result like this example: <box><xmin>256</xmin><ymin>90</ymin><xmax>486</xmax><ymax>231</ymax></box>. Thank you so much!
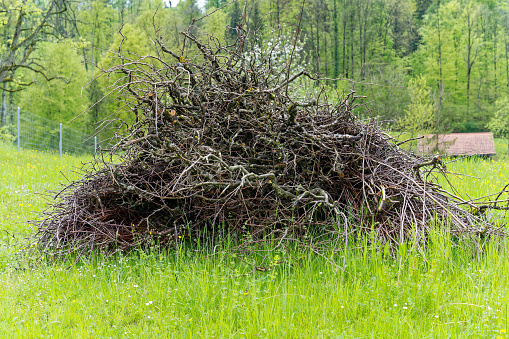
<box><xmin>35</xmin><ymin>16</ymin><xmax>506</xmax><ymax>256</ymax></box>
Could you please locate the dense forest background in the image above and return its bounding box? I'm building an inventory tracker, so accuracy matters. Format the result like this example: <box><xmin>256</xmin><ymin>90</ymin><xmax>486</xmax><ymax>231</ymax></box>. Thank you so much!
<box><xmin>1</xmin><ymin>0</ymin><xmax>509</xmax><ymax>138</ymax></box>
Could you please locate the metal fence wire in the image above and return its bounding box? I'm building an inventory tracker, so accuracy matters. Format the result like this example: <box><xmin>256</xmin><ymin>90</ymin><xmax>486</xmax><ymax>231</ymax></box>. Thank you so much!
<box><xmin>0</xmin><ymin>104</ymin><xmax>97</xmax><ymax>156</ymax></box>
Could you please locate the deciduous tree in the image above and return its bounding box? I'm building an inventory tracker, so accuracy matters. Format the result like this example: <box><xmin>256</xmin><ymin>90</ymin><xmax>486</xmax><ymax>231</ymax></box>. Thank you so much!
<box><xmin>487</xmin><ymin>97</ymin><xmax>509</xmax><ymax>154</ymax></box>
<box><xmin>399</xmin><ymin>75</ymin><xmax>434</xmax><ymax>137</ymax></box>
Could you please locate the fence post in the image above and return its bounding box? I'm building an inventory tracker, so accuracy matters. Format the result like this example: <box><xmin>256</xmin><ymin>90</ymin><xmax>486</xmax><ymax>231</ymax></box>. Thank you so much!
<box><xmin>94</xmin><ymin>136</ymin><xmax>97</xmax><ymax>158</ymax></box>
<box><xmin>59</xmin><ymin>123</ymin><xmax>62</xmax><ymax>157</ymax></box>
<box><xmin>17</xmin><ymin>107</ymin><xmax>20</xmax><ymax>151</ymax></box>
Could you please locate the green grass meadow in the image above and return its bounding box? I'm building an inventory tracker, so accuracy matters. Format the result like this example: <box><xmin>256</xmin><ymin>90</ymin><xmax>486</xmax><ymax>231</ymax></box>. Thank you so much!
<box><xmin>3</xmin><ymin>146</ymin><xmax>509</xmax><ymax>338</ymax></box>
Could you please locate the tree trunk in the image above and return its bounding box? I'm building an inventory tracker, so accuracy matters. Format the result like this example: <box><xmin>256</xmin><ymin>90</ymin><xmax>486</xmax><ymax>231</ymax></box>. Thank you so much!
<box><xmin>316</xmin><ymin>11</ymin><xmax>321</xmax><ymax>75</ymax></box>
<box><xmin>437</xmin><ymin>0</ymin><xmax>443</xmax><ymax>131</ymax></box>
<box><xmin>465</xmin><ymin>3</ymin><xmax>477</xmax><ymax>120</ymax></box>
<box><xmin>467</xmin><ymin>10</ymin><xmax>472</xmax><ymax>119</ymax></box>
<box><xmin>350</xmin><ymin>10</ymin><xmax>354</xmax><ymax>78</ymax></box>
<box><xmin>333</xmin><ymin>0</ymin><xmax>339</xmax><ymax>81</ymax></box>
<box><xmin>324</xmin><ymin>22</ymin><xmax>329</xmax><ymax>77</ymax></box>
<box><xmin>310</xmin><ymin>22</ymin><xmax>316</xmax><ymax>73</ymax></box>
<box><xmin>8</xmin><ymin>83</ymin><xmax>13</xmax><ymax>123</ymax></box>
<box><xmin>357</xmin><ymin>5</ymin><xmax>363</xmax><ymax>77</ymax></box>
<box><xmin>342</xmin><ymin>3</ymin><xmax>347</xmax><ymax>76</ymax></box>
<box><xmin>1</xmin><ymin>88</ymin><xmax>6</xmax><ymax>128</ymax></box>
<box><xmin>505</xmin><ymin>16</ymin><xmax>509</xmax><ymax>93</ymax></box>
<box><xmin>362</xmin><ymin>0</ymin><xmax>371</xmax><ymax>67</ymax></box>
<box><xmin>276</xmin><ymin>0</ymin><xmax>280</xmax><ymax>26</ymax></box>
<box><xmin>494</xmin><ymin>17</ymin><xmax>498</xmax><ymax>99</ymax></box>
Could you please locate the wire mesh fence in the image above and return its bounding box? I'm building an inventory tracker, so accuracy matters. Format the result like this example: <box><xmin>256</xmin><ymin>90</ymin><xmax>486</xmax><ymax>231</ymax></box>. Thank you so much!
<box><xmin>0</xmin><ymin>105</ymin><xmax>97</xmax><ymax>156</ymax></box>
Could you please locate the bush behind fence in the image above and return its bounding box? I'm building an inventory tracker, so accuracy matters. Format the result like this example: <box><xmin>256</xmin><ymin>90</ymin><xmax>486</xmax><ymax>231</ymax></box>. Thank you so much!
<box><xmin>0</xmin><ymin>105</ymin><xmax>97</xmax><ymax>156</ymax></box>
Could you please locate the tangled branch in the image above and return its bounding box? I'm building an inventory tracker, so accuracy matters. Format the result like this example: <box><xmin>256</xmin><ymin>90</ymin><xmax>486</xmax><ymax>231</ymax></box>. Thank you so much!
<box><xmin>35</xmin><ymin>12</ymin><xmax>507</xmax><ymax>257</ymax></box>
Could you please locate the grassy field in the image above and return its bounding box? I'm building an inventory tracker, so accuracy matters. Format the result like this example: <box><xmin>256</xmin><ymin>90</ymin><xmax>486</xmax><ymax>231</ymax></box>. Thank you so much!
<box><xmin>2</xmin><ymin>146</ymin><xmax>509</xmax><ymax>338</ymax></box>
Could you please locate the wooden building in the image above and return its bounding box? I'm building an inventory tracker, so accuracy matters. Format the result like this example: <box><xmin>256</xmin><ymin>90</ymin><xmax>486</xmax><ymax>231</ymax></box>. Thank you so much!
<box><xmin>418</xmin><ymin>132</ymin><xmax>496</xmax><ymax>157</ymax></box>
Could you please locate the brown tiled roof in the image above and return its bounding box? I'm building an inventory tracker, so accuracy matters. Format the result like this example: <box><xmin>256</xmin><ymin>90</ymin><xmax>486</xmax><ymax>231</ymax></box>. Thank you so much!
<box><xmin>418</xmin><ymin>132</ymin><xmax>496</xmax><ymax>156</ymax></box>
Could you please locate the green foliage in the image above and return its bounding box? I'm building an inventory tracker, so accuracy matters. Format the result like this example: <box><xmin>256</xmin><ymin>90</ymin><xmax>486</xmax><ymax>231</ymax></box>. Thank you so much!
<box><xmin>178</xmin><ymin>0</ymin><xmax>202</xmax><ymax>26</ymax></box>
<box><xmin>413</xmin><ymin>0</ymin><xmax>502</xmax><ymax>132</ymax></box>
<box><xmin>0</xmin><ymin>0</ymin><xmax>67</xmax><ymax>88</ymax></box>
<box><xmin>487</xmin><ymin>97</ymin><xmax>509</xmax><ymax>153</ymax></box>
<box><xmin>359</xmin><ymin>62</ymin><xmax>410</xmax><ymax>123</ymax></box>
<box><xmin>17</xmin><ymin>43</ymin><xmax>90</xmax><ymax>129</ymax></box>
<box><xmin>203</xmin><ymin>6</ymin><xmax>227</xmax><ymax>42</ymax></box>
<box><xmin>399</xmin><ymin>75</ymin><xmax>434</xmax><ymax>137</ymax></box>
<box><xmin>226</xmin><ymin>1</ymin><xmax>242</xmax><ymax>42</ymax></box>
<box><xmin>93</xmin><ymin>23</ymin><xmax>155</xmax><ymax>136</ymax></box>
<box><xmin>3</xmin><ymin>0</ymin><xmax>509</xmax><ymax>137</ymax></box>
<box><xmin>78</xmin><ymin>0</ymin><xmax>116</xmax><ymax>65</ymax></box>
<box><xmin>0</xmin><ymin>125</ymin><xmax>15</xmax><ymax>143</ymax></box>
<box><xmin>488</xmin><ymin>97</ymin><xmax>509</xmax><ymax>139</ymax></box>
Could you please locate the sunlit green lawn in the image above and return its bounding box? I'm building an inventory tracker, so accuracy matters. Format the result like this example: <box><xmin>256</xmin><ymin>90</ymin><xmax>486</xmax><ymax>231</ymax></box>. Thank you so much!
<box><xmin>0</xmin><ymin>145</ymin><xmax>89</xmax><ymax>235</ymax></box>
<box><xmin>2</xmin><ymin>145</ymin><xmax>509</xmax><ymax>338</ymax></box>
